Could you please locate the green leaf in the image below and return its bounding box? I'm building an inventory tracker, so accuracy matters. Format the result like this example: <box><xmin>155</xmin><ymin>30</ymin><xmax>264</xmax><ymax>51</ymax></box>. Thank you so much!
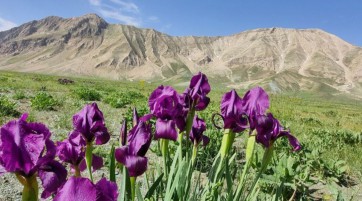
<box><xmin>144</xmin><ymin>173</ymin><xmax>164</xmax><ymax>199</ymax></box>
<box><xmin>120</xmin><ymin>166</ymin><xmax>131</xmax><ymax>201</ymax></box>
<box><xmin>165</xmin><ymin>159</ymin><xmax>184</xmax><ymax>201</ymax></box>
<box><xmin>225</xmin><ymin>159</ymin><xmax>233</xmax><ymax>201</ymax></box>
<box><xmin>109</xmin><ymin>145</ymin><xmax>116</xmax><ymax>182</ymax></box>
<box><xmin>136</xmin><ymin>182</ymin><xmax>144</xmax><ymax>201</ymax></box>
<box><xmin>166</xmin><ymin>147</ymin><xmax>180</xmax><ymax>193</ymax></box>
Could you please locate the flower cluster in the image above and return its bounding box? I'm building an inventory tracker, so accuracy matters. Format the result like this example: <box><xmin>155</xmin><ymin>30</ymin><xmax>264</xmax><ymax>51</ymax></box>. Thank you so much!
<box><xmin>0</xmin><ymin>71</ymin><xmax>302</xmax><ymax>201</ymax></box>
<box><xmin>220</xmin><ymin>87</ymin><xmax>301</xmax><ymax>151</ymax></box>
<box><xmin>146</xmin><ymin>72</ymin><xmax>211</xmax><ymax>142</ymax></box>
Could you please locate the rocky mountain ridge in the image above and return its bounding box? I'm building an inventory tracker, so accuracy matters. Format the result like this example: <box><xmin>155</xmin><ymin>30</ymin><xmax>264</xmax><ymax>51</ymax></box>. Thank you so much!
<box><xmin>0</xmin><ymin>14</ymin><xmax>362</xmax><ymax>97</ymax></box>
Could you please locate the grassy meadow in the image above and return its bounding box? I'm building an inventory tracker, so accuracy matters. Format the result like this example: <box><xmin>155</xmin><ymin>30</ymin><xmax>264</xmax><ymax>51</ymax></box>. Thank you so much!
<box><xmin>0</xmin><ymin>71</ymin><xmax>362</xmax><ymax>200</ymax></box>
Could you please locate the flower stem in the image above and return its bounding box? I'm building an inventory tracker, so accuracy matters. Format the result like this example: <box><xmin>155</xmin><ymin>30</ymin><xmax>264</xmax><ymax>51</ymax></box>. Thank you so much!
<box><xmin>185</xmin><ymin>105</ymin><xmax>196</xmax><ymax>158</ymax></box>
<box><xmin>178</xmin><ymin>132</ymin><xmax>183</xmax><ymax>161</ymax></box>
<box><xmin>161</xmin><ymin>139</ymin><xmax>169</xmax><ymax>177</ymax></box>
<box><xmin>130</xmin><ymin>176</ymin><xmax>136</xmax><ymax>201</ymax></box>
<box><xmin>219</xmin><ymin>129</ymin><xmax>235</xmax><ymax>159</ymax></box>
<box><xmin>16</xmin><ymin>174</ymin><xmax>38</xmax><ymax>201</ymax></box>
<box><xmin>247</xmin><ymin>145</ymin><xmax>274</xmax><ymax>199</ymax></box>
<box><xmin>234</xmin><ymin>134</ymin><xmax>256</xmax><ymax>201</ymax></box>
<box><xmin>191</xmin><ymin>144</ymin><xmax>198</xmax><ymax>165</ymax></box>
<box><xmin>85</xmin><ymin>142</ymin><xmax>94</xmax><ymax>182</ymax></box>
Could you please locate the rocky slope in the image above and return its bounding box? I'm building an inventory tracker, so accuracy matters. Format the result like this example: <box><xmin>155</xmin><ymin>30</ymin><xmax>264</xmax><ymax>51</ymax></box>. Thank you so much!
<box><xmin>0</xmin><ymin>14</ymin><xmax>362</xmax><ymax>96</ymax></box>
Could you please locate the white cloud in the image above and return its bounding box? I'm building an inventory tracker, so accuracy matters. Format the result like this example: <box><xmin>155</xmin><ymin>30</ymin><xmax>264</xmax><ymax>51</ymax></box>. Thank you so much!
<box><xmin>88</xmin><ymin>0</ymin><xmax>142</xmax><ymax>26</ymax></box>
<box><xmin>109</xmin><ymin>0</ymin><xmax>139</xmax><ymax>14</ymax></box>
<box><xmin>160</xmin><ymin>24</ymin><xmax>172</xmax><ymax>32</ymax></box>
<box><xmin>0</xmin><ymin>17</ymin><xmax>17</xmax><ymax>32</ymax></box>
<box><xmin>89</xmin><ymin>0</ymin><xmax>101</xmax><ymax>6</ymax></box>
<box><xmin>148</xmin><ymin>16</ymin><xmax>159</xmax><ymax>22</ymax></box>
<box><xmin>98</xmin><ymin>9</ymin><xmax>140</xmax><ymax>26</ymax></box>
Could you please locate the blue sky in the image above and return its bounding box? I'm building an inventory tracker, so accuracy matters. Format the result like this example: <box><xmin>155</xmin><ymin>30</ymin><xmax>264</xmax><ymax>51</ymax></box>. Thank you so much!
<box><xmin>0</xmin><ymin>0</ymin><xmax>361</xmax><ymax>46</ymax></box>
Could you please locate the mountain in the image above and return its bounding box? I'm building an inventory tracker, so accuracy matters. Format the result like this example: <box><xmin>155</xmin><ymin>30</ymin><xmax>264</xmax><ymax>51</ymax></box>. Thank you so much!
<box><xmin>0</xmin><ymin>14</ymin><xmax>362</xmax><ymax>97</ymax></box>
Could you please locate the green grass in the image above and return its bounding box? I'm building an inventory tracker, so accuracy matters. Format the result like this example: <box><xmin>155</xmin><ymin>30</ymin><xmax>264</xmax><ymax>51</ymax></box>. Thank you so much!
<box><xmin>0</xmin><ymin>70</ymin><xmax>361</xmax><ymax>199</ymax></box>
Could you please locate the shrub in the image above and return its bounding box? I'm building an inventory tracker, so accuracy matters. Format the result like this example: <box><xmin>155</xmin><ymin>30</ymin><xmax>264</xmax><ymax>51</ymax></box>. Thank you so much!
<box><xmin>73</xmin><ymin>87</ymin><xmax>101</xmax><ymax>101</ymax></box>
<box><xmin>31</xmin><ymin>92</ymin><xmax>59</xmax><ymax>110</ymax></box>
<box><xmin>13</xmin><ymin>91</ymin><xmax>27</xmax><ymax>100</ymax></box>
<box><xmin>0</xmin><ymin>95</ymin><xmax>20</xmax><ymax>117</ymax></box>
<box><xmin>104</xmin><ymin>93</ymin><xmax>131</xmax><ymax>108</ymax></box>
<box><xmin>104</xmin><ymin>91</ymin><xmax>145</xmax><ymax>108</ymax></box>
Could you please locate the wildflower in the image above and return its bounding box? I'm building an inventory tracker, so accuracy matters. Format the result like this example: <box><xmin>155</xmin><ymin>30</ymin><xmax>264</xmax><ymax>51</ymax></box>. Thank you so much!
<box><xmin>241</xmin><ymin>87</ymin><xmax>270</xmax><ymax>130</ymax></box>
<box><xmin>189</xmin><ymin>115</ymin><xmax>209</xmax><ymax>146</ymax></box>
<box><xmin>56</xmin><ymin>132</ymin><xmax>104</xmax><ymax>176</ymax></box>
<box><xmin>148</xmin><ymin>85</ymin><xmax>183</xmax><ymax>141</ymax></box>
<box><xmin>184</xmin><ymin>72</ymin><xmax>211</xmax><ymax>111</ymax></box>
<box><xmin>72</xmin><ymin>102</ymin><xmax>110</xmax><ymax>145</ymax></box>
<box><xmin>220</xmin><ymin>89</ymin><xmax>248</xmax><ymax>133</ymax></box>
<box><xmin>255</xmin><ymin>113</ymin><xmax>301</xmax><ymax>151</ymax></box>
<box><xmin>115</xmin><ymin>121</ymin><xmax>152</xmax><ymax>177</ymax></box>
<box><xmin>0</xmin><ymin>114</ymin><xmax>67</xmax><ymax>199</ymax></box>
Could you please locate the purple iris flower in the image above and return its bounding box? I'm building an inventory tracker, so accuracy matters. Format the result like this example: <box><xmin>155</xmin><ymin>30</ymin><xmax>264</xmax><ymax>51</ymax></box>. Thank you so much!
<box><xmin>220</xmin><ymin>89</ymin><xmax>248</xmax><ymax>133</ymax></box>
<box><xmin>148</xmin><ymin>85</ymin><xmax>184</xmax><ymax>141</ymax></box>
<box><xmin>115</xmin><ymin>121</ymin><xmax>152</xmax><ymax>177</ymax></box>
<box><xmin>184</xmin><ymin>72</ymin><xmax>211</xmax><ymax>111</ymax></box>
<box><xmin>241</xmin><ymin>87</ymin><xmax>270</xmax><ymax>130</ymax></box>
<box><xmin>120</xmin><ymin>120</ymin><xmax>127</xmax><ymax>146</ymax></box>
<box><xmin>54</xmin><ymin>177</ymin><xmax>118</xmax><ymax>201</ymax></box>
<box><xmin>72</xmin><ymin>103</ymin><xmax>110</xmax><ymax>145</ymax></box>
<box><xmin>255</xmin><ymin>113</ymin><xmax>301</xmax><ymax>151</ymax></box>
<box><xmin>220</xmin><ymin>87</ymin><xmax>270</xmax><ymax>132</ymax></box>
<box><xmin>0</xmin><ymin>114</ymin><xmax>67</xmax><ymax>198</ymax></box>
<box><xmin>189</xmin><ymin>115</ymin><xmax>209</xmax><ymax>146</ymax></box>
<box><xmin>56</xmin><ymin>131</ymin><xmax>103</xmax><ymax>173</ymax></box>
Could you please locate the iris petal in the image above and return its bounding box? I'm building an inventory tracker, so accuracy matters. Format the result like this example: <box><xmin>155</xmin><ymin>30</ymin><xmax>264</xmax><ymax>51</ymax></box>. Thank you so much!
<box><xmin>155</xmin><ymin>119</ymin><xmax>178</xmax><ymax>141</ymax></box>
<box><xmin>95</xmin><ymin>178</ymin><xmax>118</xmax><ymax>201</ymax></box>
<box><xmin>123</xmin><ymin>155</ymin><xmax>148</xmax><ymax>177</ymax></box>
<box><xmin>0</xmin><ymin>118</ymin><xmax>46</xmax><ymax>175</ymax></box>
<box><xmin>38</xmin><ymin>160</ymin><xmax>67</xmax><ymax>199</ymax></box>
<box><xmin>129</xmin><ymin>122</ymin><xmax>152</xmax><ymax>156</ymax></box>
<box><xmin>54</xmin><ymin>177</ymin><xmax>97</xmax><ymax>201</ymax></box>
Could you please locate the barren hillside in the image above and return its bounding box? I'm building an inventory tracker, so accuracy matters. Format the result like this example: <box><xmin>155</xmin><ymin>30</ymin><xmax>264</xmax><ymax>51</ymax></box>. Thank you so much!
<box><xmin>0</xmin><ymin>14</ymin><xmax>362</xmax><ymax>96</ymax></box>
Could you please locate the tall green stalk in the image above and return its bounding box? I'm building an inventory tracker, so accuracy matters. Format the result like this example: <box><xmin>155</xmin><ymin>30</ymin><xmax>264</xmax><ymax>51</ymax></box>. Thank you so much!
<box><xmin>130</xmin><ymin>176</ymin><xmax>136</xmax><ymax>201</ymax></box>
<box><xmin>191</xmin><ymin>144</ymin><xmax>198</xmax><ymax>165</ymax></box>
<box><xmin>234</xmin><ymin>133</ymin><xmax>256</xmax><ymax>201</ymax></box>
<box><xmin>16</xmin><ymin>174</ymin><xmax>38</xmax><ymax>201</ymax></box>
<box><xmin>85</xmin><ymin>142</ymin><xmax>94</xmax><ymax>182</ymax></box>
<box><xmin>247</xmin><ymin>144</ymin><xmax>274</xmax><ymax>199</ymax></box>
<box><xmin>178</xmin><ymin>132</ymin><xmax>183</xmax><ymax>161</ymax></box>
<box><xmin>161</xmin><ymin>139</ymin><xmax>169</xmax><ymax>177</ymax></box>
<box><xmin>219</xmin><ymin>129</ymin><xmax>235</xmax><ymax>160</ymax></box>
<box><xmin>184</xmin><ymin>105</ymin><xmax>196</xmax><ymax>158</ymax></box>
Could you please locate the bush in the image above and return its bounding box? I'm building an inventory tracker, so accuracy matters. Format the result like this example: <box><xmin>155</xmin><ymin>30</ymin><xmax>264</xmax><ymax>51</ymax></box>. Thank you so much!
<box><xmin>104</xmin><ymin>91</ymin><xmax>145</xmax><ymax>108</ymax></box>
<box><xmin>0</xmin><ymin>95</ymin><xmax>20</xmax><ymax>117</ymax></box>
<box><xmin>13</xmin><ymin>91</ymin><xmax>27</xmax><ymax>100</ymax></box>
<box><xmin>31</xmin><ymin>92</ymin><xmax>59</xmax><ymax>110</ymax></box>
<box><xmin>73</xmin><ymin>88</ymin><xmax>101</xmax><ymax>101</ymax></box>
